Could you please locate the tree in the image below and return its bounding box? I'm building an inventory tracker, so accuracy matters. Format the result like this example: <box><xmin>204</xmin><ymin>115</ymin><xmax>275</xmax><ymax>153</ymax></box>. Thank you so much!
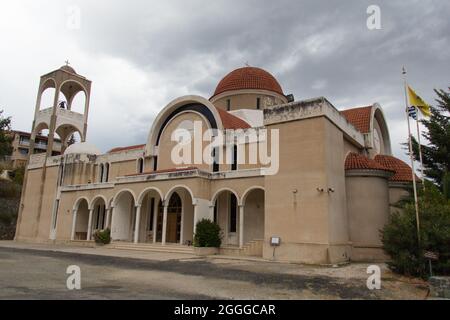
<box><xmin>0</xmin><ymin>110</ymin><xmax>13</xmax><ymax>158</ymax></box>
<box><xmin>411</xmin><ymin>88</ymin><xmax>450</xmax><ymax>188</ymax></box>
<box><xmin>382</xmin><ymin>182</ymin><xmax>450</xmax><ymax>278</ymax></box>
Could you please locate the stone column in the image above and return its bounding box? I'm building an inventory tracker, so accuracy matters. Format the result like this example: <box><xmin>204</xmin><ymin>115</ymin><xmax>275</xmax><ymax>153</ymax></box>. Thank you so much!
<box><xmin>86</xmin><ymin>208</ymin><xmax>94</xmax><ymax>241</ymax></box>
<box><xmin>71</xmin><ymin>209</ymin><xmax>77</xmax><ymax>240</ymax></box>
<box><xmin>134</xmin><ymin>205</ymin><xmax>141</xmax><ymax>244</ymax></box>
<box><xmin>105</xmin><ymin>207</ymin><xmax>112</xmax><ymax>230</ymax></box>
<box><xmin>193</xmin><ymin>204</ymin><xmax>198</xmax><ymax>235</ymax></box>
<box><xmin>239</xmin><ymin>205</ymin><xmax>244</xmax><ymax>249</ymax></box>
<box><xmin>152</xmin><ymin>200</ymin><xmax>158</xmax><ymax>243</ymax></box>
<box><xmin>161</xmin><ymin>203</ymin><xmax>168</xmax><ymax>245</ymax></box>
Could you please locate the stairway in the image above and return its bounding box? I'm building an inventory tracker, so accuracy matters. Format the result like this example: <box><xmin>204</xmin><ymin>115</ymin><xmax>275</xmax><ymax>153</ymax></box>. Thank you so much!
<box><xmin>219</xmin><ymin>239</ymin><xmax>264</xmax><ymax>257</ymax></box>
<box><xmin>106</xmin><ymin>242</ymin><xmax>195</xmax><ymax>255</ymax></box>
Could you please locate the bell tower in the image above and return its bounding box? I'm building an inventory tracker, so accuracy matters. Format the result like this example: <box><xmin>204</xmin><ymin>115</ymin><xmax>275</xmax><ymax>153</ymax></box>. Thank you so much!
<box><xmin>30</xmin><ymin>63</ymin><xmax>92</xmax><ymax>156</ymax></box>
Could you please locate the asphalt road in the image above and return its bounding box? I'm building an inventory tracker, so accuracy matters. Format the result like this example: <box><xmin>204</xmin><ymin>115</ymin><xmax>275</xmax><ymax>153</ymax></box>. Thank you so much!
<box><xmin>0</xmin><ymin>247</ymin><xmax>427</xmax><ymax>300</ymax></box>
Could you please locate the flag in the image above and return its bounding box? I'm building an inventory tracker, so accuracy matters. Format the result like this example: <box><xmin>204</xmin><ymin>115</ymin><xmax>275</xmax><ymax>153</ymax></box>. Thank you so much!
<box><xmin>408</xmin><ymin>86</ymin><xmax>431</xmax><ymax>117</ymax></box>
<box><xmin>408</xmin><ymin>106</ymin><xmax>417</xmax><ymax>120</ymax></box>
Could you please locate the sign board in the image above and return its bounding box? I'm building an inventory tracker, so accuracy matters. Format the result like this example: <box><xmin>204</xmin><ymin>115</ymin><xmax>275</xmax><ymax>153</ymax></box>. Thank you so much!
<box><xmin>270</xmin><ymin>237</ymin><xmax>281</xmax><ymax>247</ymax></box>
<box><xmin>424</xmin><ymin>251</ymin><xmax>439</xmax><ymax>261</ymax></box>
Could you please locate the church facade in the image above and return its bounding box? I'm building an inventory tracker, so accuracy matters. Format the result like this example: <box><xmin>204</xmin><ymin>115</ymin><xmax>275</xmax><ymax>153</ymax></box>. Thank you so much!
<box><xmin>15</xmin><ymin>65</ymin><xmax>414</xmax><ymax>264</ymax></box>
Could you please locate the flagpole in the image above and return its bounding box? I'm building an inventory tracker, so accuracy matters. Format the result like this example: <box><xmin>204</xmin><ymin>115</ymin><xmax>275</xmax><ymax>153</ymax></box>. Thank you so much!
<box><xmin>402</xmin><ymin>67</ymin><xmax>421</xmax><ymax>244</ymax></box>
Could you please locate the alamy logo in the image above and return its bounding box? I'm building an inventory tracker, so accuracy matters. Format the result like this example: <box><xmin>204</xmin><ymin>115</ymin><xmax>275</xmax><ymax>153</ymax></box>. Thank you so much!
<box><xmin>366</xmin><ymin>5</ymin><xmax>382</xmax><ymax>30</ymax></box>
<box><xmin>170</xmin><ymin>121</ymin><xmax>280</xmax><ymax>175</ymax></box>
<box><xmin>66</xmin><ymin>265</ymin><xmax>81</xmax><ymax>290</ymax></box>
<box><xmin>366</xmin><ymin>265</ymin><xmax>381</xmax><ymax>290</ymax></box>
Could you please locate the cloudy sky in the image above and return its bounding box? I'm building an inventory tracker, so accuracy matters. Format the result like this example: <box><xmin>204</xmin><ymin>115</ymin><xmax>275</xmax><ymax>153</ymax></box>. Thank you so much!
<box><xmin>0</xmin><ymin>0</ymin><xmax>449</xmax><ymax>163</ymax></box>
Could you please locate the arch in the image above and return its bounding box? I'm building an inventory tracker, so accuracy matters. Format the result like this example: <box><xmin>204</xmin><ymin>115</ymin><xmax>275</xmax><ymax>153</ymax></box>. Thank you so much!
<box><xmin>137</xmin><ymin>187</ymin><xmax>164</xmax><ymax>206</ymax></box>
<box><xmin>371</xmin><ymin>104</ymin><xmax>392</xmax><ymax>155</ymax></box>
<box><xmin>145</xmin><ymin>95</ymin><xmax>224</xmax><ymax>156</ymax></box>
<box><xmin>73</xmin><ymin>196</ymin><xmax>90</xmax><ymax>211</ymax></box>
<box><xmin>32</xmin><ymin>122</ymin><xmax>49</xmax><ymax>138</ymax></box>
<box><xmin>59</xmin><ymin>79</ymin><xmax>88</xmax><ymax>104</ymax></box>
<box><xmin>40</xmin><ymin>77</ymin><xmax>56</xmax><ymax>92</ymax></box>
<box><xmin>212</xmin><ymin>187</ymin><xmax>240</xmax><ymax>206</ymax></box>
<box><xmin>55</xmin><ymin>123</ymin><xmax>84</xmax><ymax>143</ymax></box>
<box><xmin>90</xmin><ymin>195</ymin><xmax>109</xmax><ymax>210</ymax></box>
<box><xmin>240</xmin><ymin>186</ymin><xmax>265</xmax><ymax>206</ymax></box>
<box><xmin>69</xmin><ymin>90</ymin><xmax>86</xmax><ymax>114</ymax></box>
<box><xmin>164</xmin><ymin>185</ymin><xmax>195</xmax><ymax>205</ymax></box>
<box><xmin>112</xmin><ymin>188</ymin><xmax>137</xmax><ymax>207</ymax></box>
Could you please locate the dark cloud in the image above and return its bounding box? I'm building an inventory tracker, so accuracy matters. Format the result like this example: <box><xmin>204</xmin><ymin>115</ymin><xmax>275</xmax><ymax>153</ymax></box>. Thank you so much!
<box><xmin>0</xmin><ymin>0</ymin><xmax>448</xmax><ymax>161</ymax></box>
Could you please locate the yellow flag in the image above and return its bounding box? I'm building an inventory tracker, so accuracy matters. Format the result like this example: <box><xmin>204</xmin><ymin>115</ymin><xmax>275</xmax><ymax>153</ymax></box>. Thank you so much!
<box><xmin>407</xmin><ymin>86</ymin><xmax>431</xmax><ymax>117</ymax></box>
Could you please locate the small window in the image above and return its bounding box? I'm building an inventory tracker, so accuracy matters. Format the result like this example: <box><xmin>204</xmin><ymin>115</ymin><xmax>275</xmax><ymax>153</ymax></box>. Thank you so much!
<box><xmin>99</xmin><ymin>164</ymin><xmax>104</xmax><ymax>183</ymax></box>
<box><xmin>231</xmin><ymin>145</ymin><xmax>237</xmax><ymax>171</ymax></box>
<box><xmin>153</xmin><ymin>156</ymin><xmax>158</xmax><ymax>171</ymax></box>
<box><xmin>226</xmin><ymin>99</ymin><xmax>231</xmax><ymax>111</ymax></box>
<box><xmin>105</xmin><ymin>163</ymin><xmax>110</xmax><ymax>182</ymax></box>
<box><xmin>212</xmin><ymin>147</ymin><xmax>219</xmax><ymax>172</ymax></box>
<box><xmin>256</xmin><ymin>97</ymin><xmax>261</xmax><ymax>110</ymax></box>
<box><xmin>229</xmin><ymin>194</ymin><xmax>237</xmax><ymax>233</ymax></box>
<box><xmin>137</xmin><ymin>158</ymin><xmax>144</xmax><ymax>174</ymax></box>
<box><xmin>213</xmin><ymin>200</ymin><xmax>218</xmax><ymax>224</ymax></box>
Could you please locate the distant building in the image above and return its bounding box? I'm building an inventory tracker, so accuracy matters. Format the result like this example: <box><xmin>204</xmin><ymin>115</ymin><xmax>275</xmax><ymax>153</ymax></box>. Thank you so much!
<box><xmin>9</xmin><ymin>131</ymin><xmax>62</xmax><ymax>168</ymax></box>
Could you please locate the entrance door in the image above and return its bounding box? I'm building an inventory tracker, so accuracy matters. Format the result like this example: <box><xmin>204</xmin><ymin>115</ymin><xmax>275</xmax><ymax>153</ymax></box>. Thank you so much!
<box><xmin>166</xmin><ymin>213</ymin><xmax>178</xmax><ymax>243</ymax></box>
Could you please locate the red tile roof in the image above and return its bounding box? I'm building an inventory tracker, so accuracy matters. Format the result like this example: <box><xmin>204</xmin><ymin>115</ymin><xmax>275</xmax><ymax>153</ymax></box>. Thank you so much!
<box><xmin>108</xmin><ymin>144</ymin><xmax>145</xmax><ymax>153</ymax></box>
<box><xmin>212</xmin><ymin>67</ymin><xmax>284</xmax><ymax>98</ymax></box>
<box><xmin>216</xmin><ymin>108</ymin><xmax>251</xmax><ymax>129</ymax></box>
<box><xmin>125</xmin><ymin>167</ymin><xmax>198</xmax><ymax>177</ymax></box>
<box><xmin>340</xmin><ymin>106</ymin><xmax>372</xmax><ymax>133</ymax></box>
<box><xmin>345</xmin><ymin>152</ymin><xmax>393</xmax><ymax>172</ymax></box>
<box><xmin>374</xmin><ymin>155</ymin><xmax>417</xmax><ymax>182</ymax></box>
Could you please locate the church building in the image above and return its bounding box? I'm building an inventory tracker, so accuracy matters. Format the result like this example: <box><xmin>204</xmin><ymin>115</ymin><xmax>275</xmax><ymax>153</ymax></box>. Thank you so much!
<box><xmin>15</xmin><ymin>64</ymin><xmax>415</xmax><ymax>264</ymax></box>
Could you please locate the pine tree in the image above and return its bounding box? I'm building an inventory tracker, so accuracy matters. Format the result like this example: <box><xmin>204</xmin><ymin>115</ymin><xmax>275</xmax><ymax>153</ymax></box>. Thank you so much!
<box><xmin>0</xmin><ymin>110</ymin><xmax>13</xmax><ymax>158</ymax></box>
<box><xmin>412</xmin><ymin>88</ymin><xmax>450</xmax><ymax>188</ymax></box>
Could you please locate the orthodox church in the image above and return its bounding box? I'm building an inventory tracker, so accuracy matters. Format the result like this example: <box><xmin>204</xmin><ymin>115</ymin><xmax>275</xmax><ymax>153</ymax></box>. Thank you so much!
<box><xmin>15</xmin><ymin>64</ymin><xmax>414</xmax><ymax>264</ymax></box>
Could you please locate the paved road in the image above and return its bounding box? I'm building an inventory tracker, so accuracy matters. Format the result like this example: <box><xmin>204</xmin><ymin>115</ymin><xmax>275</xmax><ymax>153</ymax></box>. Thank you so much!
<box><xmin>0</xmin><ymin>247</ymin><xmax>427</xmax><ymax>300</ymax></box>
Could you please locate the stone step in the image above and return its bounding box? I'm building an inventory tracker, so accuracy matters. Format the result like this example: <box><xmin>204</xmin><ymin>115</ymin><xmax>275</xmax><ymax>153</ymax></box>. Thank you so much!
<box><xmin>107</xmin><ymin>243</ymin><xmax>195</xmax><ymax>254</ymax></box>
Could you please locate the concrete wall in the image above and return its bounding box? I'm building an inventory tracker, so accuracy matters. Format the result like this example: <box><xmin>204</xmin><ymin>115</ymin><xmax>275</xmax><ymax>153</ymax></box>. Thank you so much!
<box><xmin>346</xmin><ymin>173</ymin><xmax>390</xmax><ymax>261</ymax></box>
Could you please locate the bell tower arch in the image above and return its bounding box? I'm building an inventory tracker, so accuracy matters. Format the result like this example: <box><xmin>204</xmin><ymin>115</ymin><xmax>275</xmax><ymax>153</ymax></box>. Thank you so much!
<box><xmin>30</xmin><ymin>63</ymin><xmax>91</xmax><ymax>155</ymax></box>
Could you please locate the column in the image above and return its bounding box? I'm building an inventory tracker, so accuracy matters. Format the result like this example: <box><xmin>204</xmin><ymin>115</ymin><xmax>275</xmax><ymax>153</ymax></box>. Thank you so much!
<box><xmin>239</xmin><ymin>205</ymin><xmax>244</xmax><ymax>249</ymax></box>
<box><xmin>161</xmin><ymin>203</ymin><xmax>168</xmax><ymax>245</ymax></box>
<box><xmin>193</xmin><ymin>204</ymin><xmax>198</xmax><ymax>235</ymax></box>
<box><xmin>152</xmin><ymin>200</ymin><xmax>158</xmax><ymax>243</ymax></box>
<box><xmin>105</xmin><ymin>207</ymin><xmax>112</xmax><ymax>230</ymax></box>
<box><xmin>86</xmin><ymin>208</ymin><xmax>94</xmax><ymax>241</ymax></box>
<box><xmin>180</xmin><ymin>205</ymin><xmax>184</xmax><ymax>245</ymax></box>
<box><xmin>71</xmin><ymin>209</ymin><xmax>77</xmax><ymax>240</ymax></box>
<box><xmin>134</xmin><ymin>205</ymin><xmax>141</xmax><ymax>244</ymax></box>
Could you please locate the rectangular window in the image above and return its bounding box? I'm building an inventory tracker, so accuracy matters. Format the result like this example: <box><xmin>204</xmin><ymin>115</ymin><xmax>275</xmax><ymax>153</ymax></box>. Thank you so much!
<box><xmin>213</xmin><ymin>200</ymin><xmax>218</xmax><ymax>224</ymax></box>
<box><xmin>231</xmin><ymin>145</ymin><xmax>237</xmax><ymax>171</ymax></box>
<box><xmin>227</xmin><ymin>99</ymin><xmax>231</xmax><ymax>111</ymax></box>
<box><xmin>212</xmin><ymin>148</ymin><xmax>219</xmax><ymax>172</ymax></box>
<box><xmin>229</xmin><ymin>194</ymin><xmax>237</xmax><ymax>233</ymax></box>
<box><xmin>257</xmin><ymin>97</ymin><xmax>261</xmax><ymax>110</ymax></box>
<box><xmin>153</xmin><ymin>156</ymin><xmax>158</xmax><ymax>171</ymax></box>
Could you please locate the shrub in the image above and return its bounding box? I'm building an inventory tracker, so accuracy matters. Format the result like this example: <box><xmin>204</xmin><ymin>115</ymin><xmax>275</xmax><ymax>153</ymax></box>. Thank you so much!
<box><xmin>194</xmin><ymin>219</ymin><xmax>222</xmax><ymax>248</ymax></box>
<box><xmin>93</xmin><ymin>228</ymin><xmax>111</xmax><ymax>245</ymax></box>
<box><xmin>382</xmin><ymin>182</ymin><xmax>450</xmax><ymax>278</ymax></box>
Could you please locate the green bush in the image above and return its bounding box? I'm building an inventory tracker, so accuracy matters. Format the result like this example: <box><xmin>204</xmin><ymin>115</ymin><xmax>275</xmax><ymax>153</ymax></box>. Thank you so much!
<box><xmin>194</xmin><ymin>219</ymin><xmax>222</xmax><ymax>248</ymax></box>
<box><xmin>93</xmin><ymin>228</ymin><xmax>111</xmax><ymax>245</ymax></box>
<box><xmin>382</xmin><ymin>183</ymin><xmax>450</xmax><ymax>278</ymax></box>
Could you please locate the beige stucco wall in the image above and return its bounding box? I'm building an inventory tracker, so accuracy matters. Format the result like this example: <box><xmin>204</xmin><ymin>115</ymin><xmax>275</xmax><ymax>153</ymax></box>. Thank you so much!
<box><xmin>346</xmin><ymin>173</ymin><xmax>390</xmax><ymax>261</ymax></box>
<box><xmin>263</xmin><ymin>117</ymin><xmax>350</xmax><ymax>264</ymax></box>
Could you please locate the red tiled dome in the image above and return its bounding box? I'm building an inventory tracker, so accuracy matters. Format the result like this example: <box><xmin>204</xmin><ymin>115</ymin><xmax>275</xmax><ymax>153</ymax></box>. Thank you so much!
<box><xmin>374</xmin><ymin>155</ymin><xmax>417</xmax><ymax>182</ymax></box>
<box><xmin>345</xmin><ymin>152</ymin><xmax>393</xmax><ymax>172</ymax></box>
<box><xmin>212</xmin><ymin>67</ymin><xmax>284</xmax><ymax>98</ymax></box>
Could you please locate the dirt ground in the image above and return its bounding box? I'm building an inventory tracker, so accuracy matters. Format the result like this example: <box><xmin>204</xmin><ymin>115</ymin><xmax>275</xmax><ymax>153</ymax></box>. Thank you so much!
<box><xmin>0</xmin><ymin>242</ymin><xmax>429</xmax><ymax>300</ymax></box>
